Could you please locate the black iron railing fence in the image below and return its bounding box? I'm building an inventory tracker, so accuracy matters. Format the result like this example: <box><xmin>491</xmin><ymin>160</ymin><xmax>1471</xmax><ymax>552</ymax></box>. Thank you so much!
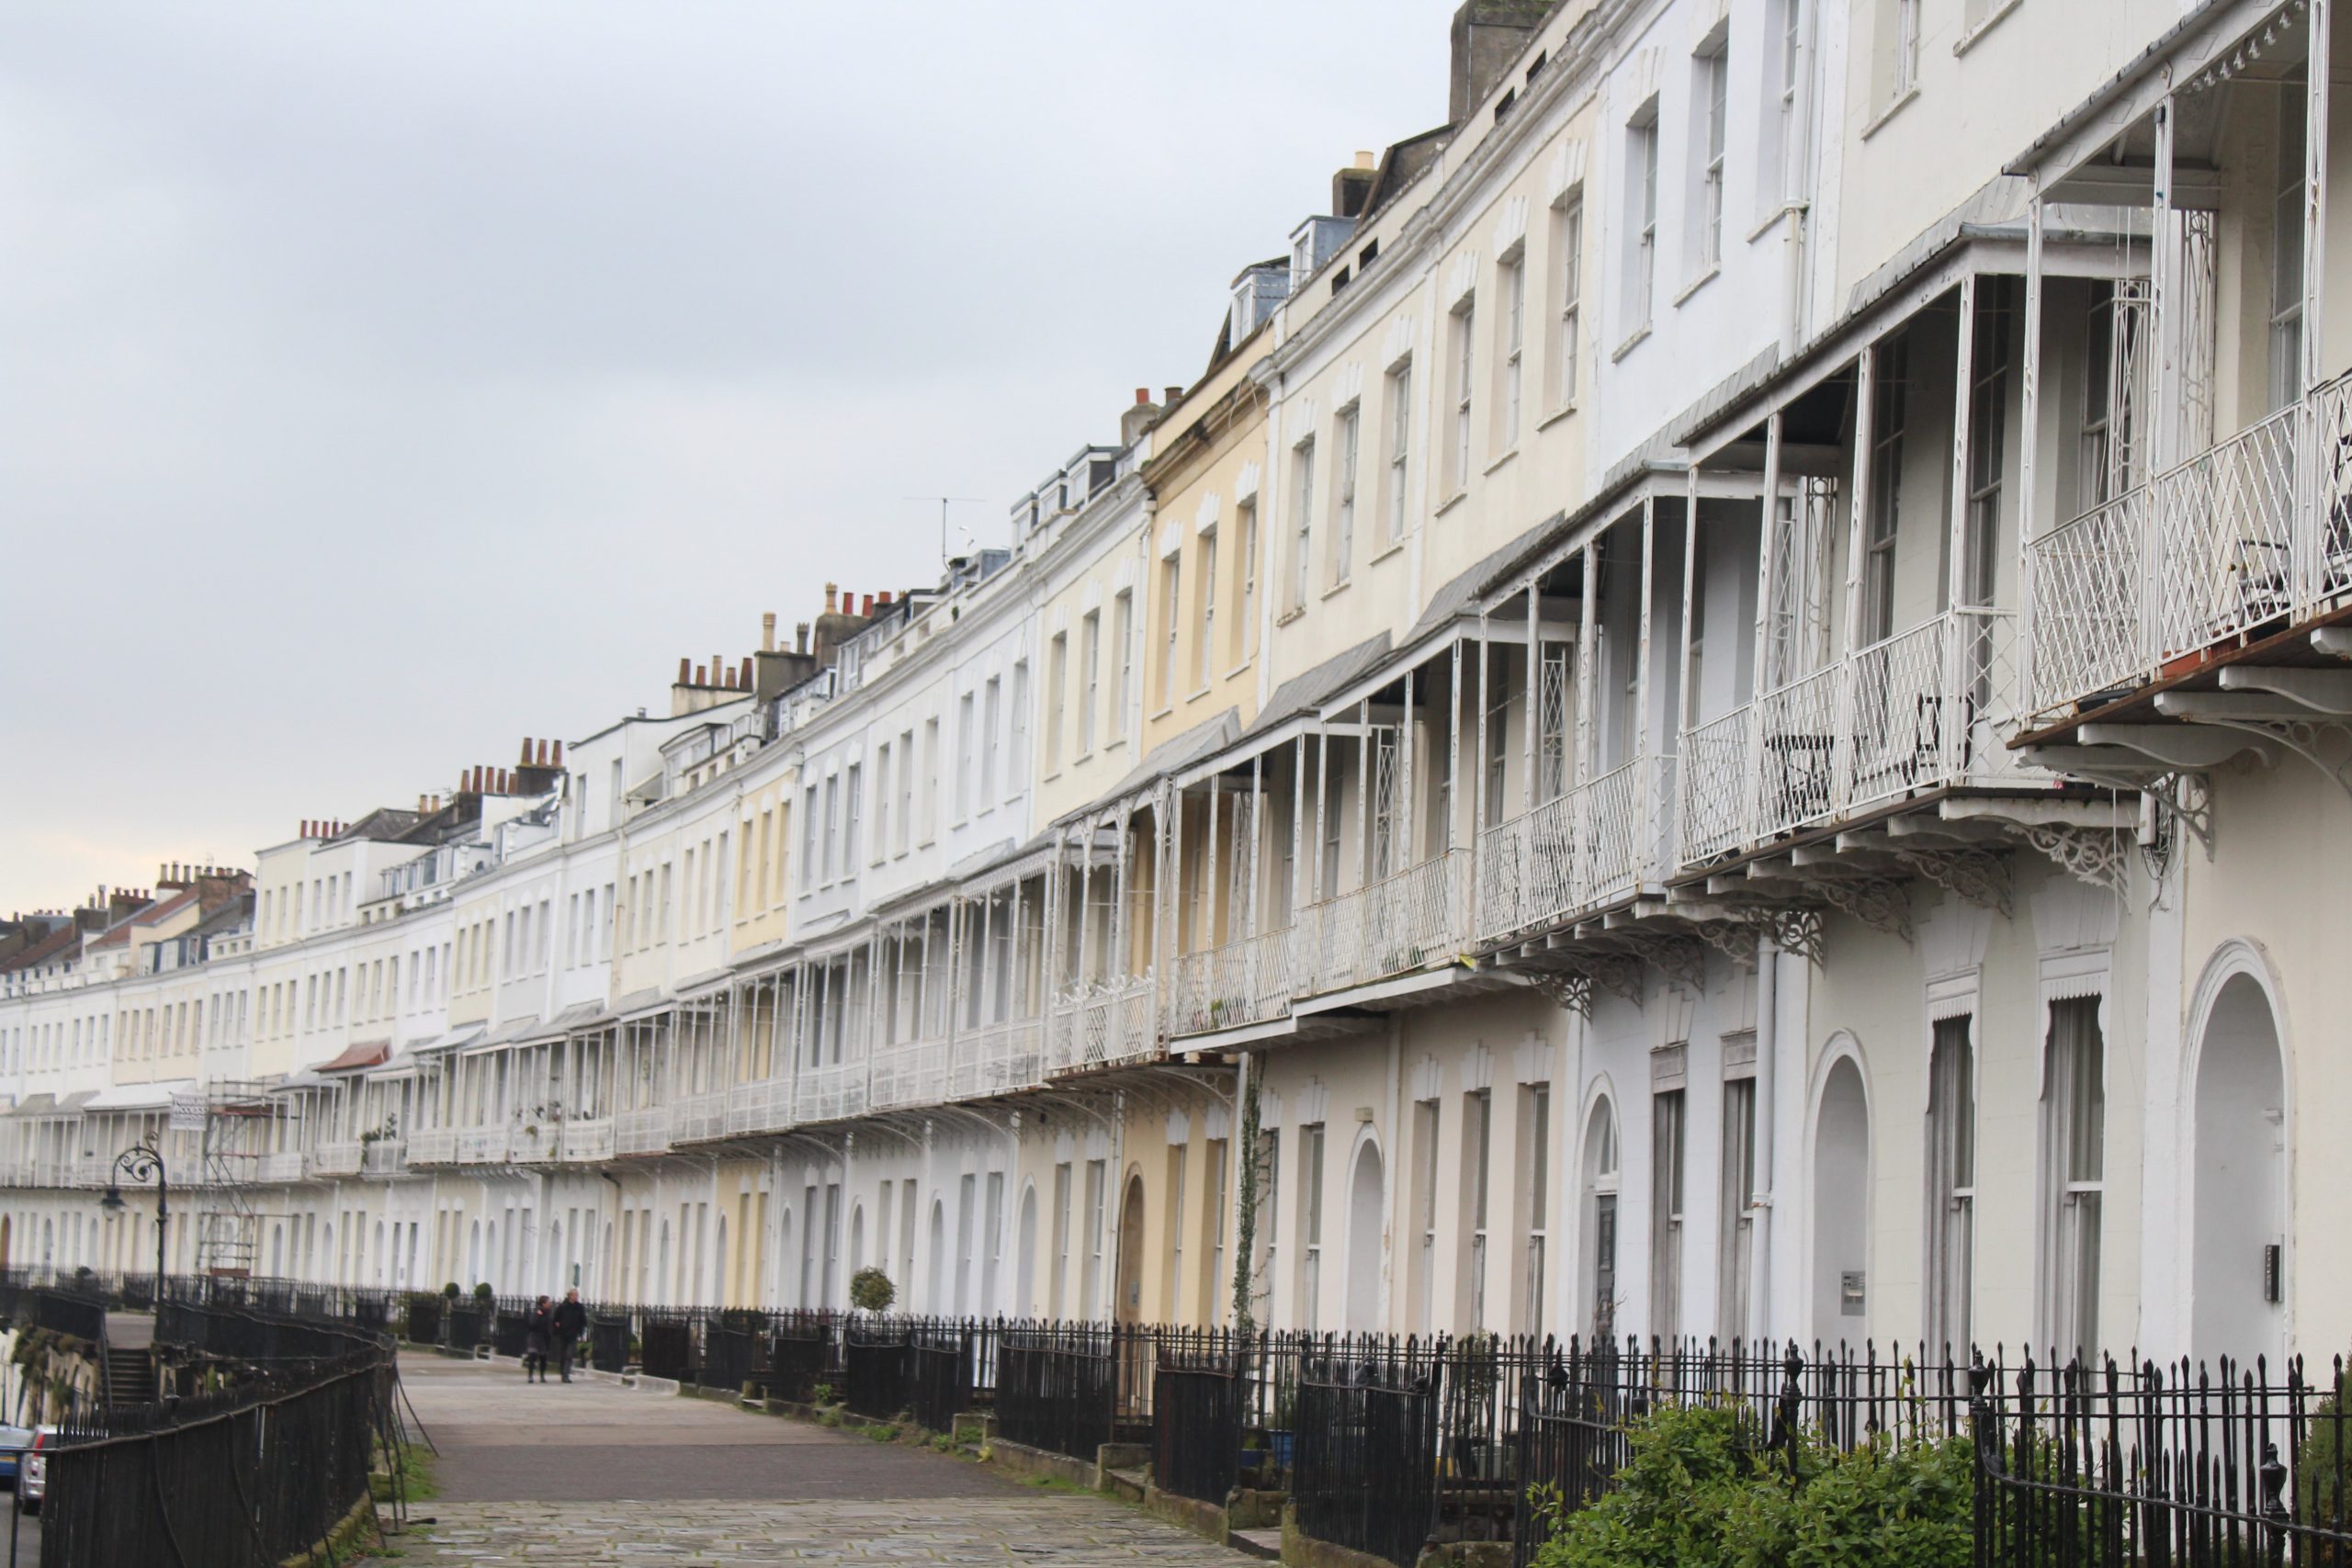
<box><xmin>46</xmin><ymin>1268</ymin><xmax>2352</xmax><ymax>1568</ymax></box>
<box><xmin>1973</xmin><ymin>1350</ymin><xmax>2352</xmax><ymax>1568</ymax></box>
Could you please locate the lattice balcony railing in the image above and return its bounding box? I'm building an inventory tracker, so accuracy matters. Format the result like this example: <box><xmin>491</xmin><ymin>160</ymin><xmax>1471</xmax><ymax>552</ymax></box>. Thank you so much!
<box><xmin>2029</xmin><ymin>373</ymin><xmax>2352</xmax><ymax>722</ymax></box>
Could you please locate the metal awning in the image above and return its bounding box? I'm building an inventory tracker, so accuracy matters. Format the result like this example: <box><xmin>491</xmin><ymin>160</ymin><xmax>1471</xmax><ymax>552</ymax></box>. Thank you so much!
<box><xmin>56</xmin><ymin>1089</ymin><xmax>98</xmax><ymax>1113</ymax></box>
<box><xmin>85</xmin><ymin>1079</ymin><xmax>195</xmax><ymax>1112</ymax></box>
<box><xmin>616</xmin><ymin>988</ymin><xmax>670</xmax><ymax>1022</ymax></box>
<box><xmin>313</xmin><ymin>1040</ymin><xmax>391</xmax><ymax>1075</ymax></box>
<box><xmin>9</xmin><ymin>1094</ymin><xmax>56</xmax><ymax>1118</ymax></box>
<box><xmin>412</xmin><ymin>1026</ymin><xmax>485</xmax><ymax>1057</ymax></box>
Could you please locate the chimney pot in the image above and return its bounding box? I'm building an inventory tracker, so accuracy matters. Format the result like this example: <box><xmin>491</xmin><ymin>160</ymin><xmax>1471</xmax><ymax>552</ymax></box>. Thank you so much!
<box><xmin>796</xmin><ymin>622</ymin><xmax>809</xmax><ymax>654</ymax></box>
<box><xmin>694</xmin><ymin>663</ymin><xmax>707</xmax><ymax>685</ymax></box>
<box><xmin>740</xmin><ymin>656</ymin><xmax>753</xmax><ymax>686</ymax></box>
<box><xmin>824</xmin><ymin>582</ymin><xmax>838</xmax><ymax>613</ymax></box>
<box><xmin>861</xmin><ymin>593</ymin><xmax>874</xmax><ymax>615</ymax></box>
<box><xmin>678</xmin><ymin>656</ymin><xmax>691</xmax><ymax>683</ymax></box>
<box><xmin>1135</xmin><ymin>387</ymin><xmax>1150</xmax><ymax>404</ymax></box>
<box><xmin>552</xmin><ymin>740</ymin><xmax>563</xmax><ymax>766</ymax></box>
<box><xmin>762</xmin><ymin>612</ymin><xmax>777</xmax><ymax>653</ymax></box>
<box><xmin>519</xmin><ymin>736</ymin><xmax>534</xmax><ymax>765</ymax></box>
<box><xmin>1165</xmin><ymin>385</ymin><xmax>1182</xmax><ymax>403</ymax></box>
<box><xmin>877</xmin><ymin>590</ymin><xmax>892</xmax><ymax>605</ymax></box>
<box><xmin>1354</xmin><ymin>149</ymin><xmax>1375</xmax><ymax>170</ymax></box>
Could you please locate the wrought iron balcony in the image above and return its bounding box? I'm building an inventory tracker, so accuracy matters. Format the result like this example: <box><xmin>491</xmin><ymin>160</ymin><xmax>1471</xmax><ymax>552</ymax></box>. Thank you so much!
<box><xmin>1475</xmin><ymin>754</ymin><xmax>1675</xmax><ymax>945</ymax></box>
<box><xmin>558</xmin><ymin>1116</ymin><xmax>614</xmax><ymax>1162</ymax></box>
<box><xmin>1045</xmin><ymin>975</ymin><xmax>1158</xmax><ymax>1075</ymax></box>
<box><xmin>792</xmin><ymin>1060</ymin><xmax>868</xmax><ymax>1125</ymax></box>
<box><xmin>669</xmin><ymin>1090</ymin><xmax>729</xmax><ymax>1145</ymax></box>
<box><xmin>949</xmin><ymin>1018</ymin><xmax>1043</xmax><ymax>1100</ymax></box>
<box><xmin>615</xmin><ymin>1105</ymin><xmax>673</xmax><ymax>1156</ymax></box>
<box><xmin>1296</xmin><ymin>848</ymin><xmax>1474</xmax><ymax>1001</ymax></box>
<box><xmin>309</xmin><ymin>1142</ymin><xmax>363</xmax><ymax>1178</ymax></box>
<box><xmin>401</xmin><ymin>1131</ymin><xmax>455</xmax><ymax>1169</ymax></box>
<box><xmin>1677</xmin><ymin>607</ymin><xmax>2024</xmax><ymax>870</ymax></box>
<box><xmin>455</xmin><ymin>1127</ymin><xmax>510</xmax><ymax>1165</ymax></box>
<box><xmin>257</xmin><ymin>1146</ymin><xmax>308</xmax><ymax>1184</ymax></box>
<box><xmin>1168</xmin><ymin>924</ymin><xmax>1302</xmax><ymax>1037</ymax></box>
<box><xmin>723</xmin><ymin>1080</ymin><xmax>794</xmax><ymax>1139</ymax></box>
<box><xmin>868</xmin><ymin>1037</ymin><xmax>951</xmax><ymax>1111</ymax></box>
<box><xmin>360</xmin><ymin>1138</ymin><xmax>407</xmax><ymax>1177</ymax></box>
<box><xmin>2028</xmin><ymin>376</ymin><xmax>2352</xmax><ymax>728</ymax></box>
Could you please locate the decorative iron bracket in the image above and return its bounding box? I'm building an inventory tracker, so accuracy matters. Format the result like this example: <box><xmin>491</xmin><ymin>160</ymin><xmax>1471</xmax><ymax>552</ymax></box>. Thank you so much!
<box><xmin>1693</xmin><ymin>919</ymin><xmax>1762</xmax><ymax>973</ymax></box>
<box><xmin>2012</xmin><ymin>823</ymin><xmax>2132</xmax><ymax>893</ymax></box>
<box><xmin>1810</xmin><ymin>875</ymin><xmax>1913</xmax><ymax>944</ymax></box>
<box><xmin>1600</xmin><ymin>931</ymin><xmax>1708</xmax><ymax>996</ymax></box>
<box><xmin>1744</xmin><ymin>907</ymin><xmax>1825</xmax><ymax>966</ymax></box>
<box><xmin>1889</xmin><ymin>844</ymin><xmax>2013</xmax><ymax>918</ymax></box>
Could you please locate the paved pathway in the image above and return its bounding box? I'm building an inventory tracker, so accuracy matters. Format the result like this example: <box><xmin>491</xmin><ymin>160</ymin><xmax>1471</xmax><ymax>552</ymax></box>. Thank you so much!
<box><xmin>363</xmin><ymin>1355</ymin><xmax>1246</xmax><ymax>1565</ymax></box>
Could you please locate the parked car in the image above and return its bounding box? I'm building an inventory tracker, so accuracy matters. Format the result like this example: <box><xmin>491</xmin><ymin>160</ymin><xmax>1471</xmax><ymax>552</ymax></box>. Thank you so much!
<box><xmin>17</xmin><ymin>1427</ymin><xmax>59</xmax><ymax>1515</ymax></box>
<box><xmin>0</xmin><ymin>1425</ymin><xmax>28</xmax><ymax>1490</ymax></box>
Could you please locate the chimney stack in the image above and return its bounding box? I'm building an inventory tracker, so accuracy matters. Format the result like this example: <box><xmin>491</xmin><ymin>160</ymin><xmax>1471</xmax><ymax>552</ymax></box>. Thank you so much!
<box><xmin>824</xmin><ymin>582</ymin><xmax>838</xmax><ymax>614</ymax></box>
<box><xmin>762</xmin><ymin>612</ymin><xmax>777</xmax><ymax>653</ymax></box>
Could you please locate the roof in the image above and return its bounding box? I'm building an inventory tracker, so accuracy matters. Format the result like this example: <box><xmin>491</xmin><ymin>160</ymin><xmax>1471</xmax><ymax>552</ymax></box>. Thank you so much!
<box><xmin>1244</xmin><ymin>634</ymin><xmax>1395</xmax><ymax>740</ymax></box>
<box><xmin>412</xmin><ymin>1026</ymin><xmax>485</xmax><ymax>1057</ymax></box>
<box><xmin>1079</xmin><ymin>708</ymin><xmax>1243</xmax><ymax>818</ymax></box>
<box><xmin>478</xmin><ymin>1015</ymin><xmax>543</xmax><ymax>1047</ymax></box>
<box><xmin>56</xmin><ymin>1089</ymin><xmax>97</xmax><ymax>1112</ymax></box>
<box><xmin>9</xmin><ymin>1094</ymin><xmax>56</xmax><ymax>1118</ymax></box>
<box><xmin>314</xmin><ymin>1041</ymin><xmax>391</xmax><ymax>1075</ymax></box>
<box><xmin>85</xmin><ymin>1079</ymin><xmax>195</xmax><ymax>1112</ymax></box>
<box><xmin>0</xmin><ymin>923</ymin><xmax>80</xmax><ymax>976</ymax></box>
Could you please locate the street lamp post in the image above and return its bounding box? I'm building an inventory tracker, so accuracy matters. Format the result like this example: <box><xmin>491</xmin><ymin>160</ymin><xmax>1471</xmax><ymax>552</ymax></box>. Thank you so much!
<box><xmin>98</xmin><ymin>1139</ymin><xmax>168</xmax><ymax>1294</ymax></box>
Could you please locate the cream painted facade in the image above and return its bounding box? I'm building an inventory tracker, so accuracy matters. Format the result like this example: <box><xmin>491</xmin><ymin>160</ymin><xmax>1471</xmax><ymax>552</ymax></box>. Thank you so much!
<box><xmin>10</xmin><ymin>0</ymin><xmax>2352</xmax><ymax>1378</ymax></box>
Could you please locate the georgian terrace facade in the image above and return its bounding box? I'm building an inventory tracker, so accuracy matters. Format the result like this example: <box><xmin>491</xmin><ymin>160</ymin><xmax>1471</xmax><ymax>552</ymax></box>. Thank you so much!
<box><xmin>3</xmin><ymin>0</ymin><xmax>2344</xmax><ymax>1371</ymax></box>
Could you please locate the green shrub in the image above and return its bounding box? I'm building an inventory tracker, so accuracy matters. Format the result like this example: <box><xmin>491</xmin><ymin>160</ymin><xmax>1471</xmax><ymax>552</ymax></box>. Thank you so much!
<box><xmin>1529</xmin><ymin>1403</ymin><xmax>1972</xmax><ymax>1568</ymax></box>
<box><xmin>849</xmin><ymin>1267</ymin><xmax>896</xmax><ymax>1314</ymax></box>
<box><xmin>2300</xmin><ymin>1360</ymin><xmax>2352</xmax><ymax>1529</ymax></box>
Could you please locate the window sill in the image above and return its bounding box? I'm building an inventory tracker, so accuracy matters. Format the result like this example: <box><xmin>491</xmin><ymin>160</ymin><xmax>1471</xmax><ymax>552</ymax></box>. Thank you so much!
<box><xmin>1274</xmin><ymin>606</ymin><xmax>1306</xmax><ymax>628</ymax></box>
<box><xmin>1369</xmin><ymin>542</ymin><xmax>1406</xmax><ymax>568</ymax></box>
<box><xmin>1611</xmin><ymin>324</ymin><xmax>1651</xmax><ymax>364</ymax></box>
<box><xmin>1435</xmin><ymin>491</ymin><xmax>1470</xmax><ymax>519</ymax></box>
<box><xmin>1221</xmin><ymin>658</ymin><xmax>1255</xmax><ymax>682</ymax></box>
<box><xmin>1183</xmin><ymin>685</ymin><xmax>1213</xmax><ymax>705</ymax></box>
<box><xmin>1953</xmin><ymin>0</ymin><xmax>2021</xmax><ymax>55</ymax></box>
<box><xmin>1536</xmin><ymin>401</ymin><xmax>1578</xmax><ymax>434</ymax></box>
<box><xmin>1672</xmin><ymin>266</ymin><xmax>1720</xmax><ymax>309</ymax></box>
<box><xmin>1860</xmin><ymin>86</ymin><xmax>1919</xmax><ymax>142</ymax></box>
<box><xmin>1103</xmin><ymin>737</ymin><xmax>1126</xmax><ymax>753</ymax></box>
<box><xmin>1483</xmin><ymin>447</ymin><xmax>1519</xmax><ymax>478</ymax></box>
<box><xmin>1745</xmin><ymin>202</ymin><xmax>1805</xmax><ymax>246</ymax></box>
<box><xmin>1148</xmin><ymin>705</ymin><xmax>1176</xmax><ymax>722</ymax></box>
<box><xmin>1320</xmin><ymin>579</ymin><xmax>1352</xmax><ymax>603</ymax></box>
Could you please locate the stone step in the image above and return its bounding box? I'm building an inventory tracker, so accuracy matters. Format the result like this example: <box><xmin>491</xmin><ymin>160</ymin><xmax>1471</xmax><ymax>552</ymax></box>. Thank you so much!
<box><xmin>1229</xmin><ymin>1527</ymin><xmax>1283</xmax><ymax>1560</ymax></box>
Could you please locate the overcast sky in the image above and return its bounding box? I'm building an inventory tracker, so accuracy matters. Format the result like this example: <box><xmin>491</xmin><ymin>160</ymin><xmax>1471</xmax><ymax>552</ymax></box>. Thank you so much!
<box><xmin>0</xmin><ymin>3</ymin><xmax>1445</xmax><ymax>916</ymax></box>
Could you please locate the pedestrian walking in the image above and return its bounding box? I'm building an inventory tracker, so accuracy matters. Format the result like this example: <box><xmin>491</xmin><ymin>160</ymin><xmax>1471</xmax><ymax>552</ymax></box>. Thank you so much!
<box><xmin>524</xmin><ymin>1293</ymin><xmax>556</xmax><ymax>1383</ymax></box>
<box><xmin>552</xmin><ymin>1288</ymin><xmax>586</xmax><ymax>1383</ymax></box>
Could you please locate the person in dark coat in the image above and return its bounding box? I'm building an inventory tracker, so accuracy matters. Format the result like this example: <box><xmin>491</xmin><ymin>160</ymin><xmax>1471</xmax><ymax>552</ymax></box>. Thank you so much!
<box><xmin>524</xmin><ymin>1294</ymin><xmax>556</xmax><ymax>1383</ymax></box>
<box><xmin>551</xmin><ymin>1289</ymin><xmax>587</xmax><ymax>1383</ymax></box>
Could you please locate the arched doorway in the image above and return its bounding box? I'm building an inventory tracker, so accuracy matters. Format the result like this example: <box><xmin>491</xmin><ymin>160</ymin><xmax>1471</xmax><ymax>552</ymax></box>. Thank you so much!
<box><xmin>2192</xmin><ymin>970</ymin><xmax>2287</xmax><ymax>1367</ymax></box>
<box><xmin>1114</xmin><ymin>1174</ymin><xmax>1146</xmax><ymax>1324</ymax></box>
<box><xmin>1344</xmin><ymin>1139</ymin><xmax>1385</xmax><ymax>1331</ymax></box>
<box><xmin>1577</xmin><ymin>1097</ymin><xmax>1620</xmax><ymax>1340</ymax></box>
<box><xmin>1014</xmin><ymin>1183</ymin><xmax>1038</xmax><ymax>1316</ymax></box>
<box><xmin>1811</xmin><ymin>1054</ymin><xmax>1871</xmax><ymax>1345</ymax></box>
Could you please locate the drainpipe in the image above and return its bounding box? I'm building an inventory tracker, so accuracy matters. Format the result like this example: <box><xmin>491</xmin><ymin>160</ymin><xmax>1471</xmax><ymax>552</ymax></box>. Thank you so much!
<box><xmin>1749</xmin><ymin>941</ymin><xmax>1779</xmax><ymax>1352</ymax></box>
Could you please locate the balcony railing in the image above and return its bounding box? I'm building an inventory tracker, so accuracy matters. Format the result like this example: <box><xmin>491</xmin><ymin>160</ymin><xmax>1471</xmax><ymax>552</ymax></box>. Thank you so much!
<box><xmin>1298</xmin><ymin>849</ymin><xmax>1473</xmax><ymax>1001</ymax></box>
<box><xmin>559</xmin><ymin>1117</ymin><xmax>615</xmax><ymax>1162</ymax></box>
<box><xmin>793</xmin><ymin>1060</ymin><xmax>868</xmax><ymax>1125</ymax></box>
<box><xmin>257</xmin><ymin>1149</ymin><xmax>308</xmax><ymax>1182</ymax></box>
<box><xmin>2029</xmin><ymin>375</ymin><xmax>2352</xmax><ymax>722</ymax></box>
<box><xmin>361</xmin><ymin>1139</ymin><xmax>407</xmax><ymax>1177</ymax></box>
<box><xmin>403</xmin><ymin>1131</ymin><xmax>455</xmax><ymax>1168</ymax></box>
<box><xmin>455</xmin><ymin>1127</ymin><xmax>509</xmax><ymax>1165</ymax></box>
<box><xmin>509</xmin><ymin>1122</ymin><xmax>558</xmax><ymax>1164</ymax></box>
<box><xmin>950</xmin><ymin>1018</ymin><xmax>1043</xmax><ymax>1100</ymax></box>
<box><xmin>670</xmin><ymin>1089</ymin><xmax>729</xmax><ymax>1145</ymax></box>
<box><xmin>724</xmin><ymin>1079</ymin><xmax>795</xmax><ymax>1138</ymax></box>
<box><xmin>1475</xmin><ymin>754</ymin><xmax>1674</xmax><ymax>945</ymax></box>
<box><xmin>616</xmin><ymin>1105</ymin><xmax>673</xmax><ymax>1156</ymax></box>
<box><xmin>1046</xmin><ymin>975</ymin><xmax>1158</xmax><ymax>1075</ymax></box>
<box><xmin>869</xmin><ymin>1038</ymin><xmax>951</xmax><ymax>1111</ymax></box>
<box><xmin>1168</xmin><ymin>924</ymin><xmax>1301</xmax><ymax>1036</ymax></box>
<box><xmin>309</xmin><ymin>1143</ymin><xmax>363</xmax><ymax>1179</ymax></box>
<box><xmin>1676</xmin><ymin>608</ymin><xmax>2022</xmax><ymax>869</ymax></box>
